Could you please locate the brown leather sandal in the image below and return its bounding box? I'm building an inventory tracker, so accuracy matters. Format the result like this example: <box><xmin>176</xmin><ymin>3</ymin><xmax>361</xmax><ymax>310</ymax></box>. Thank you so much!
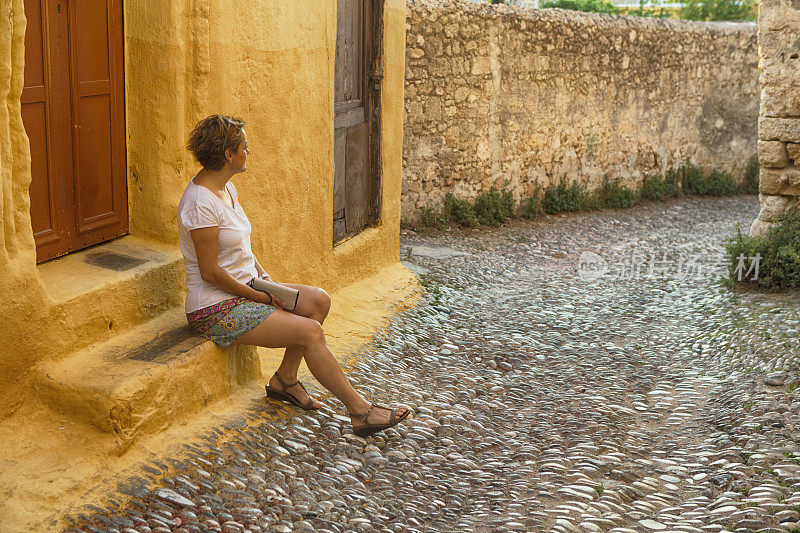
<box><xmin>265</xmin><ymin>372</ymin><xmax>321</xmax><ymax>410</ymax></box>
<box><xmin>350</xmin><ymin>402</ymin><xmax>410</xmax><ymax>437</ymax></box>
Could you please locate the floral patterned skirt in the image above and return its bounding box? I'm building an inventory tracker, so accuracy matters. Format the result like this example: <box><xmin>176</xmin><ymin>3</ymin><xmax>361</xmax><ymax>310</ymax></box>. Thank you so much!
<box><xmin>186</xmin><ymin>296</ymin><xmax>277</xmax><ymax>347</ymax></box>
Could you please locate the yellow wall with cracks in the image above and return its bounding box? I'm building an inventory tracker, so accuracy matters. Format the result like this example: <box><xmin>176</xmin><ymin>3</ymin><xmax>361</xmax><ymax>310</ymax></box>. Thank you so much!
<box><xmin>0</xmin><ymin>262</ymin><xmax>422</xmax><ymax>532</ymax></box>
<box><xmin>0</xmin><ymin>0</ymin><xmax>417</xmax><ymax>528</ymax></box>
<box><xmin>0</xmin><ymin>0</ymin><xmax>410</xmax><ymax>419</ymax></box>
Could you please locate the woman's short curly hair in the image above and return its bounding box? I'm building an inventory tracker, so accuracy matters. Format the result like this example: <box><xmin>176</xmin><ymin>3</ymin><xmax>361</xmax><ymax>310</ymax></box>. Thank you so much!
<box><xmin>187</xmin><ymin>115</ymin><xmax>246</xmax><ymax>171</ymax></box>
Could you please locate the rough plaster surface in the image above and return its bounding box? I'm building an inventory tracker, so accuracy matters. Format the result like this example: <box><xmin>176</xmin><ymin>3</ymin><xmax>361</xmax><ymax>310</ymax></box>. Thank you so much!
<box><xmin>0</xmin><ymin>263</ymin><xmax>421</xmax><ymax>532</ymax></box>
<box><xmin>0</xmin><ymin>0</ymin><xmax>46</xmax><ymax>419</ymax></box>
<box><xmin>125</xmin><ymin>0</ymin><xmax>408</xmax><ymax>293</ymax></box>
<box><xmin>751</xmin><ymin>0</ymin><xmax>800</xmax><ymax>237</ymax></box>
<box><xmin>402</xmin><ymin>0</ymin><xmax>759</xmax><ymax>221</ymax></box>
<box><xmin>0</xmin><ymin>2</ymin><xmax>415</xmax><ymax>526</ymax></box>
<box><xmin>0</xmin><ymin>0</ymin><xmax>409</xmax><ymax>421</ymax></box>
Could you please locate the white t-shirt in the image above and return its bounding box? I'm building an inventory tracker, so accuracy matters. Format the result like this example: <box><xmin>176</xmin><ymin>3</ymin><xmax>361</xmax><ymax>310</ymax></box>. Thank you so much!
<box><xmin>177</xmin><ymin>177</ymin><xmax>260</xmax><ymax>313</ymax></box>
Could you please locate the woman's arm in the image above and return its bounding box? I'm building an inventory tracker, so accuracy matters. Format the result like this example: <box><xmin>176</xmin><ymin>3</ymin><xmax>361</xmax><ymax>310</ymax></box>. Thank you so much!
<box><xmin>190</xmin><ymin>226</ymin><xmax>271</xmax><ymax>304</ymax></box>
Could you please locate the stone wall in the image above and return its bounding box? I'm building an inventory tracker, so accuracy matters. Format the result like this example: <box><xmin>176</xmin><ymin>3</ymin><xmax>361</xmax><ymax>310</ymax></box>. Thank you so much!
<box><xmin>751</xmin><ymin>0</ymin><xmax>800</xmax><ymax>236</ymax></box>
<box><xmin>402</xmin><ymin>0</ymin><xmax>759</xmax><ymax>221</ymax></box>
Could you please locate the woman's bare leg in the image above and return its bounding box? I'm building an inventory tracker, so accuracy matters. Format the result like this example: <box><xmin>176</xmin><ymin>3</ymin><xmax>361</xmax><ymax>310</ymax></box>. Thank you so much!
<box><xmin>272</xmin><ymin>285</ymin><xmax>331</xmax><ymax>407</ymax></box>
<box><xmin>234</xmin><ymin>309</ymin><xmax>408</xmax><ymax>427</ymax></box>
<box><xmin>279</xmin><ymin>285</ymin><xmax>330</xmax><ymax>372</ymax></box>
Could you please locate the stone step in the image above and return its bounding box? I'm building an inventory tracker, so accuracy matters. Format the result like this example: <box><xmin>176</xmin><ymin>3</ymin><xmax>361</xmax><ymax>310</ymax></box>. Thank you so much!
<box><xmin>36</xmin><ymin>235</ymin><xmax>187</xmax><ymax>364</ymax></box>
<box><xmin>33</xmin><ymin>307</ymin><xmax>261</xmax><ymax>451</ymax></box>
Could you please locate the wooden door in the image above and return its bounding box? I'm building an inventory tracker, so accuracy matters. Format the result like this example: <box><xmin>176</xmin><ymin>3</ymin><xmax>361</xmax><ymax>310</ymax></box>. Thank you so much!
<box><xmin>333</xmin><ymin>0</ymin><xmax>383</xmax><ymax>245</ymax></box>
<box><xmin>22</xmin><ymin>0</ymin><xmax>127</xmax><ymax>263</ymax></box>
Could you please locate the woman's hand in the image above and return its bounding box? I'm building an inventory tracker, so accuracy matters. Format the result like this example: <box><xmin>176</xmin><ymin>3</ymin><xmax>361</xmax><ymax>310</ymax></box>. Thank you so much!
<box><xmin>252</xmin><ymin>289</ymin><xmax>287</xmax><ymax>309</ymax></box>
<box><xmin>251</xmin><ymin>290</ymin><xmax>274</xmax><ymax>306</ymax></box>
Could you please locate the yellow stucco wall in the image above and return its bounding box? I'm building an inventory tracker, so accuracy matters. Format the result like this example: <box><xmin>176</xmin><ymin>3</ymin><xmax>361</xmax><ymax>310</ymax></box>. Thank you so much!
<box><xmin>0</xmin><ymin>0</ymin><xmax>407</xmax><ymax>418</ymax></box>
<box><xmin>126</xmin><ymin>0</ymin><xmax>406</xmax><ymax>290</ymax></box>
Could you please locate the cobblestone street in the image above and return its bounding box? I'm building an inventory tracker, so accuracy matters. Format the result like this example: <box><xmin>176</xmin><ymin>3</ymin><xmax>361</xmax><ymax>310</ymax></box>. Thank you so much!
<box><xmin>68</xmin><ymin>196</ymin><xmax>800</xmax><ymax>533</ymax></box>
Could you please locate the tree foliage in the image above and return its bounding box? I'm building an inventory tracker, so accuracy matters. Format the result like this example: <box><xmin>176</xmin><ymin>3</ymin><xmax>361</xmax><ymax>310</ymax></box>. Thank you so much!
<box><xmin>535</xmin><ymin>0</ymin><xmax>756</xmax><ymax>20</ymax></box>
<box><xmin>540</xmin><ymin>0</ymin><xmax>618</xmax><ymax>14</ymax></box>
<box><xmin>679</xmin><ymin>0</ymin><xmax>756</xmax><ymax>20</ymax></box>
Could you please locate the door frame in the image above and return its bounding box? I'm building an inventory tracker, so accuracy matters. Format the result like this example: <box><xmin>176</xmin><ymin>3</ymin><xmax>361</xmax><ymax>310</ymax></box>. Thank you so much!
<box><xmin>367</xmin><ymin>0</ymin><xmax>384</xmax><ymax>228</ymax></box>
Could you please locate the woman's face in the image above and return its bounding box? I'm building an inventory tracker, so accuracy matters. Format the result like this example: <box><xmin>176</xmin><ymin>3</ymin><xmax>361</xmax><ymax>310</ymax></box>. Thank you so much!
<box><xmin>228</xmin><ymin>129</ymin><xmax>250</xmax><ymax>173</ymax></box>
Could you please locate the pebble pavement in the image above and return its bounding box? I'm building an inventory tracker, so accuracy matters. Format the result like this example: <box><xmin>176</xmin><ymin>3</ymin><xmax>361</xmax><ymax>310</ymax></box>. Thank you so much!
<box><xmin>66</xmin><ymin>195</ymin><xmax>800</xmax><ymax>533</ymax></box>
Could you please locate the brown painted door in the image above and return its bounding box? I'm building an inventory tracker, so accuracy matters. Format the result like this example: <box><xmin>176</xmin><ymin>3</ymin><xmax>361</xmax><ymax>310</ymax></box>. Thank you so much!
<box><xmin>333</xmin><ymin>0</ymin><xmax>382</xmax><ymax>245</ymax></box>
<box><xmin>22</xmin><ymin>0</ymin><xmax>127</xmax><ymax>263</ymax></box>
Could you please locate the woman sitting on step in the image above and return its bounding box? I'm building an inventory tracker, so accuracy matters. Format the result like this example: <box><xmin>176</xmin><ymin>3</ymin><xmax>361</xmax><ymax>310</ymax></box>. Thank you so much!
<box><xmin>176</xmin><ymin>114</ymin><xmax>409</xmax><ymax>437</ymax></box>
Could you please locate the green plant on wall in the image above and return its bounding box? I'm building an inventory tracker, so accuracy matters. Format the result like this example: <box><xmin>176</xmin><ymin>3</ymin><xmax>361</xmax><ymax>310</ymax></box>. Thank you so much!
<box><xmin>724</xmin><ymin>205</ymin><xmax>800</xmax><ymax>291</ymax></box>
<box><xmin>541</xmin><ymin>0</ymin><xmax>619</xmax><ymax>14</ymax></box>
<box><xmin>409</xmin><ymin>159</ymin><xmax>759</xmax><ymax>230</ymax></box>
<box><xmin>742</xmin><ymin>155</ymin><xmax>759</xmax><ymax>195</ymax></box>
<box><xmin>626</xmin><ymin>0</ymin><xmax>671</xmax><ymax>17</ymax></box>
<box><xmin>596</xmin><ymin>175</ymin><xmax>638</xmax><ymax>208</ymax></box>
<box><xmin>537</xmin><ymin>0</ymin><xmax>754</xmax><ymax>19</ymax></box>
<box><xmin>473</xmin><ymin>185</ymin><xmax>516</xmax><ymax>226</ymax></box>
<box><xmin>679</xmin><ymin>0</ymin><xmax>756</xmax><ymax>20</ymax></box>
<box><xmin>444</xmin><ymin>192</ymin><xmax>477</xmax><ymax>227</ymax></box>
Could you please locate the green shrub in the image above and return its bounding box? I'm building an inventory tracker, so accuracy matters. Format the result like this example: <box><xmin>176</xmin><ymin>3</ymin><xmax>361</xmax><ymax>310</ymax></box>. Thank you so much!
<box><xmin>741</xmin><ymin>155</ymin><xmax>759</xmax><ymax>195</ymax></box>
<box><xmin>709</xmin><ymin>169</ymin><xmax>739</xmax><ymax>196</ymax></box>
<box><xmin>519</xmin><ymin>196</ymin><xmax>544</xmax><ymax>219</ymax></box>
<box><xmin>519</xmin><ymin>185</ymin><xmax>545</xmax><ymax>219</ymax></box>
<box><xmin>640</xmin><ymin>172</ymin><xmax>680</xmax><ymax>202</ymax></box>
<box><xmin>703</xmin><ymin>169</ymin><xmax>739</xmax><ymax>196</ymax></box>
<box><xmin>725</xmin><ymin>223</ymin><xmax>761</xmax><ymax>283</ymax></box>
<box><xmin>758</xmin><ymin>207</ymin><xmax>800</xmax><ymax>290</ymax></box>
<box><xmin>724</xmin><ymin>205</ymin><xmax>800</xmax><ymax>290</ymax></box>
<box><xmin>542</xmin><ymin>177</ymin><xmax>588</xmax><ymax>214</ymax></box>
<box><xmin>417</xmin><ymin>201</ymin><xmax>446</xmax><ymax>230</ymax></box>
<box><xmin>582</xmin><ymin>191</ymin><xmax>603</xmax><ymax>211</ymax></box>
<box><xmin>473</xmin><ymin>185</ymin><xmax>516</xmax><ymax>226</ymax></box>
<box><xmin>444</xmin><ymin>192</ymin><xmax>477</xmax><ymax>227</ymax></box>
<box><xmin>664</xmin><ymin>167</ymin><xmax>684</xmax><ymax>197</ymax></box>
<box><xmin>542</xmin><ymin>0</ymin><xmax>619</xmax><ymax>14</ymax></box>
<box><xmin>597</xmin><ymin>175</ymin><xmax>639</xmax><ymax>209</ymax></box>
<box><xmin>675</xmin><ymin>163</ymin><xmax>705</xmax><ymax>196</ymax></box>
<box><xmin>679</xmin><ymin>164</ymin><xmax>738</xmax><ymax>196</ymax></box>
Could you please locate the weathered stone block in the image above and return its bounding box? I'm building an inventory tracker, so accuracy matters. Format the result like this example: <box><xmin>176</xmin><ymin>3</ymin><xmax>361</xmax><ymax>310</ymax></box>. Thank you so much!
<box><xmin>760</xmin><ymin>117</ymin><xmax>800</xmax><ymax>142</ymax></box>
<box><xmin>759</xmin><ymin>10</ymin><xmax>800</xmax><ymax>33</ymax></box>
<box><xmin>757</xmin><ymin>193</ymin><xmax>792</xmax><ymax>222</ymax></box>
<box><xmin>760</xmin><ymin>62</ymin><xmax>800</xmax><ymax>88</ymax></box>
<box><xmin>749</xmin><ymin>217</ymin><xmax>776</xmax><ymax>238</ymax></box>
<box><xmin>758</xmin><ymin>140</ymin><xmax>789</xmax><ymax>167</ymax></box>
<box><xmin>453</xmin><ymin>87</ymin><xmax>469</xmax><ymax>103</ymax></box>
<box><xmin>761</xmin><ymin>85</ymin><xmax>800</xmax><ymax>118</ymax></box>
<box><xmin>757</xmin><ymin>30</ymin><xmax>791</xmax><ymax>59</ymax></box>
<box><xmin>471</xmin><ymin>57</ymin><xmax>490</xmax><ymax>75</ymax></box>
<box><xmin>788</xmin><ymin>142</ymin><xmax>800</xmax><ymax>162</ymax></box>
<box><xmin>759</xmin><ymin>167</ymin><xmax>800</xmax><ymax>195</ymax></box>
